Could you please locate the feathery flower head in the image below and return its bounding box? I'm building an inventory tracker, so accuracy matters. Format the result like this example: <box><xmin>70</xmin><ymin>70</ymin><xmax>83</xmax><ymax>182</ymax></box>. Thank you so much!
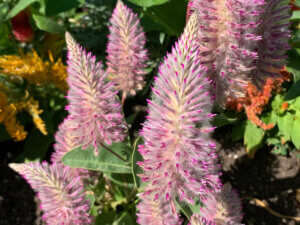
<box><xmin>137</xmin><ymin>193</ymin><xmax>181</xmax><ymax>225</ymax></box>
<box><xmin>65</xmin><ymin>32</ymin><xmax>126</xmax><ymax>155</ymax></box>
<box><xmin>138</xmin><ymin>13</ymin><xmax>221</xmax><ymax>211</ymax></box>
<box><xmin>10</xmin><ymin>10</ymin><xmax>34</xmax><ymax>43</ymax></box>
<box><xmin>106</xmin><ymin>0</ymin><xmax>148</xmax><ymax>102</ymax></box>
<box><xmin>9</xmin><ymin>162</ymin><xmax>92</xmax><ymax>225</ymax></box>
<box><xmin>52</xmin><ymin>117</ymin><xmax>89</xmax><ymax>178</ymax></box>
<box><xmin>190</xmin><ymin>0</ymin><xmax>290</xmax><ymax>104</ymax></box>
<box><xmin>195</xmin><ymin>183</ymin><xmax>243</xmax><ymax>225</ymax></box>
<box><xmin>52</xmin><ymin>117</ymin><xmax>79</xmax><ymax>164</ymax></box>
<box><xmin>251</xmin><ymin>0</ymin><xmax>291</xmax><ymax>87</ymax></box>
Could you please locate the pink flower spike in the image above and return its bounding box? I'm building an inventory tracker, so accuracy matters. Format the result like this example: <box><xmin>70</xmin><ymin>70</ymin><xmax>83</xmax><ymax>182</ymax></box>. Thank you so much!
<box><xmin>190</xmin><ymin>0</ymin><xmax>290</xmax><ymax>104</ymax></box>
<box><xmin>9</xmin><ymin>162</ymin><xmax>92</xmax><ymax>225</ymax></box>
<box><xmin>65</xmin><ymin>32</ymin><xmax>126</xmax><ymax>156</ymax></box>
<box><xmin>196</xmin><ymin>183</ymin><xmax>243</xmax><ymax>225</ymax></box>
<box><xmin>106</xmin><ymin>0</ymin><xmax>148</xmax><ymax>103</ymax></box>
<box><xmin>137</xmin><ymin>194</ymin><xmax>181</xmax><ymax>225</ymax></box>
<box><xmin>137</xmin><ymin>13</ymin><xmax>221</xmax><ymax>224</ymax></box>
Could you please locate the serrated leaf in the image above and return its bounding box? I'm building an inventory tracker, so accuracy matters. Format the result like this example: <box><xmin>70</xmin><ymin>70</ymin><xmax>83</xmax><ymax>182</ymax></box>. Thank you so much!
<box><xmin>291</xmin><ymin>115</ymin><xmax>300</xmax><ymax>149</ymax></box>
<box><xmin>127</xmin><ymin>0</ymin><xmax>169</xmax><ymax>7</ymax></box>
<box><xmin>62</xmin><ymin>142</ymin><xmax>132</xmax><ymax>173</ymax></box>
<box><xmin>6</xmin><ymin>0</ymin><xmax>38</xmax><ymax>20</ymax></box>
<box><xmin>277</xmin><ymin>112</ymin><xmax>294</xmax><ymax>141</ymax></box>
<box><xmin>32</xmin><ymin>14</ymin><xmax>65</xmax><ymax>35</ymax></box>
<box><xmin>244</xmin><ymin>121</ymin><xmax>265</xmax><ymax>158</ymax></box>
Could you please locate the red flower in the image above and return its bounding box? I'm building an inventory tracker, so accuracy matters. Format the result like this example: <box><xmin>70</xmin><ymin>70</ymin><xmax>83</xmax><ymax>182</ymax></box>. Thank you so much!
<box><xmin>10</xmin><ymin>11</ymin><xmax>34</xmax><ymax>43</ymax></box>
<box><xmin>290</xmin><ymin>0</ymin><xmax>300</xmax><ymax>11</ymax></box>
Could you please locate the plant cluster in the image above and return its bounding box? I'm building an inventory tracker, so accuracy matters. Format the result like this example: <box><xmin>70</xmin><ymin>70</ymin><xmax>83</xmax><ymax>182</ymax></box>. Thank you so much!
<box><xmin>0</xmin><ymin>0</ymin><xmax>298</xmax><ymax>224</ymax></box>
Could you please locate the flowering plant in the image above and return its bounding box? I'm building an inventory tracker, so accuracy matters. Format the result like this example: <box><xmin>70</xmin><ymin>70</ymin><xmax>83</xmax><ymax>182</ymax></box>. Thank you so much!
<box><xmin>2</xmin><ymin>0</ymin><xmax>299</xmax><ymax>224</ymax></box>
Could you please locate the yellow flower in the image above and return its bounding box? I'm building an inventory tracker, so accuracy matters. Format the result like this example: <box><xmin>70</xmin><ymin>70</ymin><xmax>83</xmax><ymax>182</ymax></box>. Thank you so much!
<box><xmin>19</xmin><ymin>97</ymin><xmax>48</xmax><ymax>136</ymax></box>
<box><xmin>0</xmin><ymin>50</ymin><xmax>68</xmax><ymax>91</ymax></box>
<box><xmin>0</xmin><ymin>91</ymin><xmax>47</xmax><ymax>141</ymax></box>
<box><xmin>0</xmin><ymin>92</ymin><xmax>27</xmax><ymax>141</ymax></box>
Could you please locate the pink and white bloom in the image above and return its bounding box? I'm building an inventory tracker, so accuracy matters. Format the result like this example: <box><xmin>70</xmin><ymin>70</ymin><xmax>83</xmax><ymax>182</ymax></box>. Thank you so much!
<box><xmin>106</xmin><ymin>0</ymin><xmax>148</xmax><ymax>102</ymax></box>
<box><xmin>9</xmin><ymin>162</ymin><xmax>92</xmax><ymax>225</ymax></box>
<box><xmin>190</xmin><ymin>0</ymin><xmax>290</xmax><ymax>103</ymax></box>
<box><xmin>192</xmin><ymin>183</ymin><xmax>243</xmax><ymax>225</ymax></box>
<box><xmin>65</xmin><ymin>32</ymin><xmax>126</xmax><ymax>155</ymax></box>
<box><xmin>137</xmin><ymin>13</ymin><xmax>221</xmax><ymax>224</ymax></box>
<box><xmin>137</xmin><ymin>193</ymin><xmax>181</xmax><ymax>225</ymax></box>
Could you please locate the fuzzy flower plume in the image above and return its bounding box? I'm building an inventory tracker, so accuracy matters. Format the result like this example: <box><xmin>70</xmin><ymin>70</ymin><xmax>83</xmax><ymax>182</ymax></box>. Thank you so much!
<box><xmin>106</xmin><ymin>0</ymin><xmax>148</xmax><ymax>102</ymax></box>
<box><xmin>137</xmin><ymin>13</ymin><xmax>221</xmax><ymax>224</ymax></box>
<box><xmin>252</xmin><ymin>0</ymin><xmax>291</xmax><ymax>87</ymax></box>
<box><xmin>52</xmin><ymin>117</ymin><xmax>79</xmax><ymax>164</ymax></box>
<box><xmin>137</xmin><ymin>194</ymin><xmax>181</xmax><ymax>225</ymax></box>
<box><xmin>51</xmin><ymin>117</ymin><xmax>89</xmax><ymax>178</ymax></box>
<box><xmin>9</xmin><ymin>162</ymin><xmax>92</xmax><ymax>225</ymax></box>
<box><xmin>193</xmin><ymin>183</ymin><xmax>243</xmax><ymax>225</ymax></box>
<box><xmin>190</xmin><ymin>0</ymin><xmax>290</xmax><ymax>103</ymax></box>
<box><xmin>65</xmin><ymin>32</ymin><xmax>126</xmax><ymax>155</ymax></box>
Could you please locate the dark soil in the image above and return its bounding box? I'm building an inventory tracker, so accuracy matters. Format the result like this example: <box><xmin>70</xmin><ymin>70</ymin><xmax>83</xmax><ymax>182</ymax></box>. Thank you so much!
<box><xmin>0</xmin><ymin>125</ymin><xmax>299</xmax><ymax>225</ymax></box>
<box><xmin>214</xmin><ymin>126</ymin><xmax>300</xmax><ymax>225</ymax></box>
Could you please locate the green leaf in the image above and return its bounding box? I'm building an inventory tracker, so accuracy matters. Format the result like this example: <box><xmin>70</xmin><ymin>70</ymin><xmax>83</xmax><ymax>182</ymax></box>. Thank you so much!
<box><xmin>18</xmin><ymin>129</ymin><xmax>53</xmax><ymax>162</ymax></box>
<box><xmin>291</xmin><ymin>10</ymin><xmax>300</xmax><ymax>21</ymax></box>
<box><xmin>45</xmin><ymin>0</ymin><xmax>83</xmax><ymax>16</ymax></box>
<box><xmin>113</xmin><ymin>212</ymin><xmax>134</xmax><ymax>225</ymax></box>
<box><xmin>244</xmin><ymin>121</ymin><xmax>265</xmax><ymax>158</ymax></box>
<box><xmin>128</xmin><ymin>0</ymin><xmax>169</xmax><ymax>7</ymax></box>
<box><xmin>285</xmin><ymin>79</ymin><xmax>300</xmax><ymax>100</ymax></box>
<box><xmin>104</xmin><ymin>172</ymin><xmax>135</xmax><ymax>188</ymax></box>
<box><xmin>131</xmin><ymin>136</ymin><xmax>144</xmax><ymax>188</ymax></box>
<box><xmin>231</xmin><ymin>121</ymin><xmax>246</xmax><ymax>142</ymax></box>
<box><xmin>212</xmin><ymin>113</ymin><xmax>237</xmax><ymax>128</ymax></box>
<box><xmin>261</xmin><ymin>111</ymin><xmax>278</xmax><ymax>126</ymax></box>
<box><xmin>277</xmin><ymin>112</ymin><xmax>294</xmax><ymax>141</ymax></box>
<box><xmin>62</xmin><ymin>142</ymin><xmax>132</xmax><ymax>173</ymax></box>
<box><xmin>271</xmin><ymin>94</ymin><xmax>285</xmax><ymax>115</ymax></box>
<box><xmin>287</xmin><ymin>49</ymin><xmax>300</xmax><ymax>82</ymax></box>
<box><xmin>85</xmin><ymin>194</ymin><xmax>97</xmax><ymax>216</ymax></box>
<box><xmin>291</xmin><ymin>114</ymin><xmax>300</xmax><ymax>149</ymax></box>
<box><xmin>135</xmin><ymin>0</ymin><xmax>187</xmax><ymax>36</ymax></box>
<box><xmin>95</xmin><ymin>211</ymin><xmax>117</xmax><ymax>225</ymax></box>
<box><xmin>289</xmin><ymin>97</ymin><xmax>300</xmax><ymax>111</ymax></box>
<box><xmin>32</xmin><ymin>14</ymin><xmax>65</xmax><ymax>35</ymax></box>
<box><xmin>6</xmin><ymin>0</ymin><xmax>39</xmax><ymax>20</ymax></box>
<box><xmin>267</xmin><ymin>137</ymin><xmax>281</xmax><ymax>146</ymax></box>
